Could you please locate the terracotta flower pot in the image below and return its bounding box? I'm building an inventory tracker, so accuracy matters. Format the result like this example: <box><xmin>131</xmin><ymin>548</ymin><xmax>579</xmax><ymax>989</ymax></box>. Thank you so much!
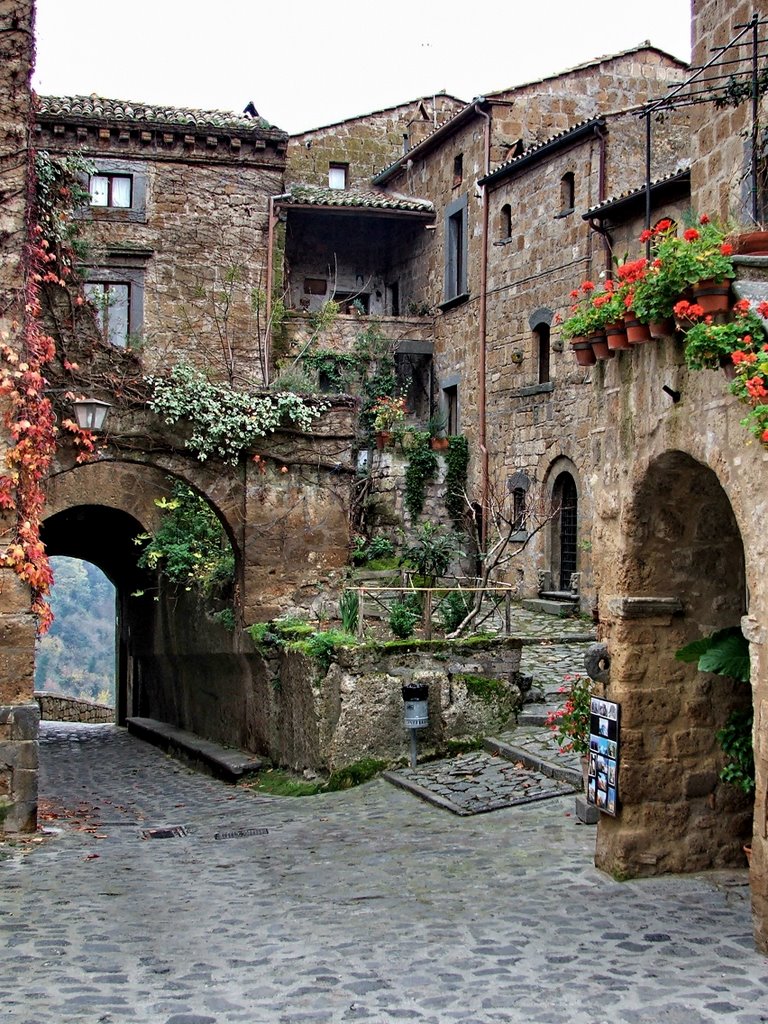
<box><xmin>376</xmin><ymin>431</ymin><xmax>392</xmax><ymax>450</ymax></box>
<box><xmin>692</xmin><ymin>278</ymin><xmax>731</xmax><ymax>315</ymax></box>
<box><xmin>731</xmin><ymin>231</ymin><xmax>768</xmax><ymax>256</ymax></box>
<box><xmin>624</xmin><ymin>313</ymin><xmax>652</xmax><ymax>344</ymax></box>
<box><xmin>648</xmin><ymin>318</ymin><xmax>675</xmax><ymax>339</ymax></box>
<box><xmin>589</xmin><ymin>332</ymin><xmax>614</xmax><ymax>360</ymax></box>
<box><xmin>605</xmin><ymin>322</ymin><xmax>631</xmax><ymax>350</ymax></box>
<box><xmin>430</xmin><ymin>436</ymin><xmax>449</xmax><ymax>451</ymax></box>
<box><xmin>571</xmin><ymin>337</ymin><xmax>596</xmax><ymax>366</ymax></box>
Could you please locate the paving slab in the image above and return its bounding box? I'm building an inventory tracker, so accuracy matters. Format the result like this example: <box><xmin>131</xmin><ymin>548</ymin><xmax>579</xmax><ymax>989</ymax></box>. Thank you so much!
<box><xmin>384</xmin><ymin>750</ymin><xmax>576</xmax><ymax>815</ymax></box>
<box><xmin>1</xmin><ymin>722</ymin><xmax>766</xmax><ymax>1024</ymax></box>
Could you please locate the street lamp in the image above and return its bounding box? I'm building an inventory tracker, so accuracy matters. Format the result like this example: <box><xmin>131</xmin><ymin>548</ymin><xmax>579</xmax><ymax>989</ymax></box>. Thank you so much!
<box><xmin>72</xmin><ymin>398</ymin><xmax>112</xmax><ymax>431</ymax></box>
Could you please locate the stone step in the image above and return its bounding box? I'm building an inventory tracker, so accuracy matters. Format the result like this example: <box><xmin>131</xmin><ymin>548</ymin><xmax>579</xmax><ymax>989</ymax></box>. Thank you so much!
<box><xmin>126</xmin><ymin>717</ymin><xmax>265</xmax><ymax>783</ymax></box>
<box><xmin>484</xmin><ymin>733</ymin><xmax>582</xmax><ymax>789</ymax></box>
<box><xmin>521</xmin><ymin>598</ymin><xmax>578</xmax><ymax>617</ymax></box>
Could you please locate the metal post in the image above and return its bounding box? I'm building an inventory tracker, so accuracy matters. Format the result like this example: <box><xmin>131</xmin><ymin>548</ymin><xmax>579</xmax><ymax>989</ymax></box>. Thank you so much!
<box><xmin>505</xmin><ymin>591</ymin><xmax>511</xmax><ymax>634</ymax></box>
<box><xmin>409</xmin><ymin>729</ymin><xmax>418</xmax><ymax>769</ymax></box>
<box><xmin>752</xmin><ymin>12</ymin><xmax>760</xmax><ymax>225</ymax></box>
<box><xmin>357</xmin><ymin>588</ymin><xmax>364</xmax><ymax>638</ymax></box>
<box><xmin>423</xmin><ymin>589</ymin><xmax>433</xmax><ymax>640</ymax></box>
<box><xmin>645</xmin><ymin>110</ymin><xmax>652</xmax><ymax>258</ymax></box>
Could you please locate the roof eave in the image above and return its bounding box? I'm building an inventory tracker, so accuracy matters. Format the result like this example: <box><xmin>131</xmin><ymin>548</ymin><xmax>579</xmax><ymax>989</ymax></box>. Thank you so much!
<box><xmin>478</xmin><ymin>118</ymin><xmax>606</xmax><ymax>187</ymax></box>
<box><xmin>582</xmin><ymin>169</ymin><xmax>691</xmax><ymax>222</ymax></box>
<box><xmin>275</xmin><ymin>202</ymin><xmax>434</xmax><ymax>221</ymax></box>
<box><xmin>372</xmin><ymin>98</ymin><xmax>490</xmax><ymax>185</ymax></box>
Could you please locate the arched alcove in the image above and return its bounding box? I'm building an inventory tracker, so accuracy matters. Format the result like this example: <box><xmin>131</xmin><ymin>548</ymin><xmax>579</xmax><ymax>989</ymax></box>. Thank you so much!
<box><xmin>597</xmin><ymin>450</ymin><xmax>752</xmax><ymax>877</ymax></box>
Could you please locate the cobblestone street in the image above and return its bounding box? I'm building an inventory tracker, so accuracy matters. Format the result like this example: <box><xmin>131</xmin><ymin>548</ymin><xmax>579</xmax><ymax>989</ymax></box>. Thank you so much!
<box><xmin>1</xmin><ymin>723</ymin><xmax>766</xmax><ymax>1024</ymax></box>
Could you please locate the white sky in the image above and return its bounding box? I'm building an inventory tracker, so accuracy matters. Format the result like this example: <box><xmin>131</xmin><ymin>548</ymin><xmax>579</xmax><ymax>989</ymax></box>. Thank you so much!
<box><xmin>32</xmin><ymin>0</ymin><xmax>692</xmax><ymax>135</ymax></box>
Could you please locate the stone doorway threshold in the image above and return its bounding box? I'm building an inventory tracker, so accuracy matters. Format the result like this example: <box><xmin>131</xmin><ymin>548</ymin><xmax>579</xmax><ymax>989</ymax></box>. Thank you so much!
<box><xmin>383</xmin><ymin>750</ymin><xmax>577</xmax><ymax>816</ymax></box>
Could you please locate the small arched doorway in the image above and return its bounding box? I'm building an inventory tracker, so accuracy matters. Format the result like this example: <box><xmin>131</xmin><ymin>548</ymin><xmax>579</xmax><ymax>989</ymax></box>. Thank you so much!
<box><xmin>552</xmin><ymin>471</ymin><xmax>578</xmax><ymax>590</ymax></box>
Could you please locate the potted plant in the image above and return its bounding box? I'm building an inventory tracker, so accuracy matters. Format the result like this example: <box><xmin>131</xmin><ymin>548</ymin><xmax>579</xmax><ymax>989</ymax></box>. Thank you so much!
<box><xmin>682</xmin><ymin>299</ymin><xmax>767</xmax><ymax>372</ymax></box>
<box><xmin>616</xmin><ymin>256</ymin><xmax>653</xmax><ymax>343</ymax></box>
<box><xmin>427</xmin><ymin>410</ymin><xmax>449</xmax><ymax>450</ymax></box>
<box><xmin>546</xmin><ymin>673</ymin><xmax>593</xmax><ymax>787</ymax></box>
<box><xmin>651</xmin><ymin>215</ymin><xmax>736</xmax><ymax>311</ymax></box>
<box><xmin>560</xmin><ymin>281</ymin><xmax>606</xmax><ymax>364</ymax></box>
<box><xmin>371</xmin><ymin>395</ymin><xmax>406</xmax><ymax>447</ymax></box>
<box><xmin>729</xmin><ymin>301</ymin><xmax>768</xmax><ymax>446</ymax></box>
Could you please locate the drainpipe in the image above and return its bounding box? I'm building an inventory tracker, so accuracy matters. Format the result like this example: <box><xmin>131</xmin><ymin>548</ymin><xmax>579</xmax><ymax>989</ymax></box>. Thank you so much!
<box><xmin>265</xmin><ymin>194</ymin><xmax>280</xmax><ymax>386</ymax></box>
<box><xmin>593</xmin><ymin>123</ymin><xmax>611</xmax><ymax>278</ymax></box>
<box><xmin>475</xmin><ymin>101</ymin><xmax>491</xmax><ymax>549</ymax></box>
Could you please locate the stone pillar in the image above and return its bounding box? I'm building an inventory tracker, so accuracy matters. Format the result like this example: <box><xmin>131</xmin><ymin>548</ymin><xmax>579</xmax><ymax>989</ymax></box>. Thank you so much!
<box><xmin>0</xmin><ymin>0</ymin><xmax>38</xmax><ymax>833</ymax></box>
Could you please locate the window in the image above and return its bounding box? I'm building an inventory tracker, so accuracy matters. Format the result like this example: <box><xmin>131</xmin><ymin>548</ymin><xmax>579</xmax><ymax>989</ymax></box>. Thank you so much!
<box><xmin>534</xmin><ymin>322</ymin><xmax>551</xmax><ymax>384</ymax></box>
<box><xmin>84</xmin><ymin>282</ymin><xmax>131</xmax><ymax>347</ymax></box>
<box><xmin>443</xmin><ymin>194</ymin><xmax>468</xmax><ymax>305</ymax></box>
<box><xmin>443</xmin><ymin>384</ymin><xmax>459</xmax><ymax>434</ymax></box>
<box><xmin>559</xmin><ymin>172</ymin><xmax>575</xmax><ymax>215</ymax></box>
<box><xmin>83</xmin><ymin>259</ymin><xmax>146</xmax><ymax>348</ymax></box>
<box><xmin>81</xmin><ymin>159</ymin><xmax>147</xmax><ymax>223</ymax></box>
<box><xmin>512</xmin><ymin>488</ymin><xmax>527</xmax><ymax>533</ymax></box>
<box><xmin>90</xmin><ymin>173</ymin><xmax>132</xmax><ymax>208</ymax></box>
<box><xmin>453</xmin><ymin>154</ymin><xmax>463</xmax><ymax>187</ymax></box>
<box><xmin>499</xmin><ymin>203</ymin><xmax>512</xmax><ymax>239</ymax></box>
<box><xmin>328</xmin><ymin>163</ymin><xmax>348</xmax><ymax>189</ymax></box>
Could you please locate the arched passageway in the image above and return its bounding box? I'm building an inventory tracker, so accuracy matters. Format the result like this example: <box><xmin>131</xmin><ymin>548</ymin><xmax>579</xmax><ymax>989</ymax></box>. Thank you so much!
<box><xmin>597</xmin><ymin>451</ymin><xmax>752</xmax><ymax>877</ymax></box>
<box><xmin>41</xmin><ymin>505</ymin><xmax>154</xmax><ymax>724</ymax></box>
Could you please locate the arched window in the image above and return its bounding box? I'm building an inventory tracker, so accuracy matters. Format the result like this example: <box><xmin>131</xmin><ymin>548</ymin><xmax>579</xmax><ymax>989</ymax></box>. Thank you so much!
<box><xmin>499</xmin><ymin>203</ymin><xmax>512</xmax><ymax>239</ymax></box>
<box><xmin>560</xmin><ymin>172</ymin><xmax>575</xmax><ymax>215</ymax></box>
<box><xmin>533</xmin><ymin>322</ymin><xmax>550</xmax><ymax>384</ymax></box>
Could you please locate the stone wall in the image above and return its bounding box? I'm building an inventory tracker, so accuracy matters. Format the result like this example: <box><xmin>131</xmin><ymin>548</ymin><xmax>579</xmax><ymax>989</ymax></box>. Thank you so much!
<box><xmin>690</xmin><ymin>0</ymin><xmax>768</xmax><ymax>222</ymax></box>
<box><xmin>257</xmin><ymin>637</ymin><xmax>524</xmax><ymax>771</ymax></box>
<box><xmin>35</xmin><ymin>692</ymin><xmax>114</xmax><ymax>723</ymax></box>
<box><xmin>0</xmin><ymin>0</ymin><xmax>37</xmax><ymax>833</ymax></box>
<box><xmin>287</xmin><ymin>95</ymin><xmax>465</xmax><ymax>189</ymax></box>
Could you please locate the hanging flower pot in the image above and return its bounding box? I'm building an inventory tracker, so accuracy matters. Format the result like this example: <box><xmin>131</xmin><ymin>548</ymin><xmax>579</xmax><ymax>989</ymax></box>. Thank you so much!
<box><xmin>624</xmin><ymin>312</ymin><xmax>652</xmax><ymax>344</ymax></box>
<box><xmin>589</xmin><ymin>332</ymin><xmax>614</xmax><ymax>360</ymax></box>
<box><xmin>692</xmin><ymin>278</ymin><xmax>731</xmax><ymax>315</ymax></box>
<box><xmin>605</xmin><ymin>322</ymin><xmax>630</xmax><ymax>350</ymax></box>
<box><xmin>376</xmin><ymin>430</ymin><xmax>393</xmax><ymax>450</ymax></box>
<box><xmin>571</xmin><ymin>337</ymin><xmax>596</xmax><ymax>366</ymax></box>
<box><xmin>731</xmin><ymin>231</ymin><xmax>768</xmax><ymax>256</ymax></box>
<box><xmin>648</xmin><ymin>318</ymin><xmax>675</xmax><ymax>339</ymax></box>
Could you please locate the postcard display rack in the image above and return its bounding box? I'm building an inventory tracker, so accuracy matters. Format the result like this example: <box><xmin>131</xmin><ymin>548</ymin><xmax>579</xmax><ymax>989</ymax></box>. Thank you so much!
<box><xmin>587</xmin><ymin>697</ymin><xmax>620</xmax><ymax>816</ymax></box>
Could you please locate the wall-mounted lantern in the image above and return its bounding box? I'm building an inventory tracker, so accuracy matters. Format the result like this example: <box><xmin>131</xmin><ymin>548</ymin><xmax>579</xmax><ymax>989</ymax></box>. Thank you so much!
<box><xmin>72</xmin><ymin>398</ymin><xmax>112</xmax><ymax>431</ymax></box>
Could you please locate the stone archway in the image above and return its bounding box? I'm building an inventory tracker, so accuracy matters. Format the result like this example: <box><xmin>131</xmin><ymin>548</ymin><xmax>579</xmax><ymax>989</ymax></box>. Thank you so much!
<box><xmin>596</xmin><ymin>450</ymin><xmax>752</xmax><ymax>878</ymax></box>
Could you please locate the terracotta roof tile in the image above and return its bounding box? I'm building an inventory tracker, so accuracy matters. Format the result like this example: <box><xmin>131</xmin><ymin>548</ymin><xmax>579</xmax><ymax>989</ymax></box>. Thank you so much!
<box><xmin>276</xmin><ymin>184</ymin><xmax>433</xmax><ymax>213</ymax></box>
<box><xmin>37</xmin><ymin>94</ymin><xmax>286</xmax><ymax>137</ymax></box>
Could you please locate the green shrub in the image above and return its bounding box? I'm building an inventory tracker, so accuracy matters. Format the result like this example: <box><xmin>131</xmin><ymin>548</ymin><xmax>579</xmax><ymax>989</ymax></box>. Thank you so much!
<box><xmin>389</xmin><ymin>600</ymin><xmax>419</xmax><ymax>639</ymax></box>
<box><xmin>439</xmin><ymin>591</ymin><xmax>473</xmax><ymax>632</ymax></box>
<box><xmin>339</xmin><ymin>590</ymin><xmax>359</xmax><ymax>633</ymax></box>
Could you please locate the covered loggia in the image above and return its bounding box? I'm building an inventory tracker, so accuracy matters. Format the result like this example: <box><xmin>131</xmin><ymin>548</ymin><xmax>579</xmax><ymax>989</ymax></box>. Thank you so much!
<box><xmin>596</xmin><ymin>450</ymin><xmax>753</xmax><ymax>878</ymax></box>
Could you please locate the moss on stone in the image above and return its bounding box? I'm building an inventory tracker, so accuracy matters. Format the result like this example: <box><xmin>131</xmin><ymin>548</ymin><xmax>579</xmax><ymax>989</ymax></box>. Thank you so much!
<box><xmin>454</xmin><ymin>673</ymin><xmax>506</xmax><ymax>702</ymax></box>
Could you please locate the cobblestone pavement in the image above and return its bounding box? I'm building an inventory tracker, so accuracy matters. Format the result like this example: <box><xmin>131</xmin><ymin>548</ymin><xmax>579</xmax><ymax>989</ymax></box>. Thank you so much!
<box><xmin>385</xmin><ymin>751</ymin><xmax>576</xmax><ymax>815</ymax></box>
<box><xmin>1</xmin><ymin>724</ymin><xmax>767</xmax><ymax>1024</ymax></box>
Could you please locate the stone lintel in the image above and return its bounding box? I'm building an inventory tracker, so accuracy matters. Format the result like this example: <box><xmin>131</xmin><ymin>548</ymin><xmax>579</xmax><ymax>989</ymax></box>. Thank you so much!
<box><xmin>605</xmin><ymin>596</ymin><xmax>684</xmax><ymax>621</ymax></box>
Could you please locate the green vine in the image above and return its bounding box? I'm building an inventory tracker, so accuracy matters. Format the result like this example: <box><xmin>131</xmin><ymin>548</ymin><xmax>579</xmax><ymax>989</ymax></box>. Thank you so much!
<box><xmin>404</xmin><ymin>432</ymin><xmax>437</xmax><ymax>519</ymax></box>
<box><xmin>134</xmin><ymin>481</ymin><xmax>235</xmax><ymax>595</ymax></box>
<box><xmin>303</xmin><ymin>349</ymin><xmax>363</xmax><ymax>392</ymax></box>
<box><xmin>444</xmin><ymin>434</ymin><xmax>469</xmax><ymax>520</ymax></box>
<box><xmin>146</xmin><ymin>362</ymin><xmax>328</xmax><ymax>464</ymax></box>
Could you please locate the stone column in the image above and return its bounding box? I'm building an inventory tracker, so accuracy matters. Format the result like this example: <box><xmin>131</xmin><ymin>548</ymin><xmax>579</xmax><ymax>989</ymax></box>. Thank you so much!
<box><xmin>0</xmin><ymin>0</ymin><xmax>38</xmax><ymax>833</ymax></box>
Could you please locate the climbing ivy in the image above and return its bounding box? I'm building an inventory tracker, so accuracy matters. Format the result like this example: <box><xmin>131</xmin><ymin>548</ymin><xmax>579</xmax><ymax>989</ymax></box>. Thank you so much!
<box><xmin>444</xmin><ymin>434</ymin><xmax>469</xmax><ymax>520</ymax></box>
<box><xmin>146</xmin><ymin>362</ymin><xmax>328</xmax><ymax>464</ymax></box>
<box><xmin>404</xmin><ymin>432</ymin><xmax>437</xmax><ymax>519</ymax></box>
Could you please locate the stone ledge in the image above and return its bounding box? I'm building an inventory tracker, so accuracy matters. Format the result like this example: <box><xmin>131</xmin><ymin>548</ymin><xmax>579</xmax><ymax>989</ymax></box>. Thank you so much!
<box><xmin>126</xmin><ymin>717</ymin><xmax>264</xmax><ymax>783</ymax></box>
<box><xmin>605</xmin><ymin>596</ymin><xmax>684</xmax><ymax>621</ymax></box>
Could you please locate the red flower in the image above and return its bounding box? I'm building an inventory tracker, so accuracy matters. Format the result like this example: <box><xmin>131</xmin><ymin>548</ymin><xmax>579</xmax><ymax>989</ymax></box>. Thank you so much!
<box><xmin>656</xmin><ymin>218</ymin><xmax>673</xmax><ymax>232</ymax></box>
<box><xmin>683</xmin><ymin>228</ymin><xmax>700</xmax><ymax>241</ymax></box>
<box><xmin>733</xmin><ymin>298</ymin><xmax>751</xmax><ymax>314</ymax></box>
<box><xmin>745</xmin><ymin>376</ymin><xmax>768</xmax><ymax>399</ymax></box>
<box><xmin>720</xmin><ymin>243</ymin><xmax>734</xmax><ymax>256</ymax></box>
<box><xmin>762</xmin><ymin>429</ymin><xmax>768</xmax><ymax>443</ymax></box>
<box><xmin>699</xmin><ymin>214</ymin><xmax>710</xmax><ymax>224</ymax></box>
<box><xmin>639</xmin><ymin>229</ymin><xmax>653</xmax><ymax>243</ymax></box>
<box><xmin>732</xmin><ymin>351</ymin><xmax>756</xmax><ymax>364</ymax></box>
<box><xmin>581</xmin><ymin>280</ymin><xmax>595</xmax><ymax>293</ymax></box>
<box><xmin>569</xmin><ymin>289</ymin><xmax>579</xmax><ymax>299</ymax></box>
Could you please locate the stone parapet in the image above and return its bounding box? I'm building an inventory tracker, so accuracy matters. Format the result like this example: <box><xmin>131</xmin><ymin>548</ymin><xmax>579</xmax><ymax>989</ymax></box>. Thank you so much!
<box><xmin>0</xmin><ymin>702</ymin><xmax>39</xmax><ymax>833</ymax></box>
<box><xmin>35</xmin><ymin>691</ymin><xmax>115</xmax><ymax>724</ymax></box>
